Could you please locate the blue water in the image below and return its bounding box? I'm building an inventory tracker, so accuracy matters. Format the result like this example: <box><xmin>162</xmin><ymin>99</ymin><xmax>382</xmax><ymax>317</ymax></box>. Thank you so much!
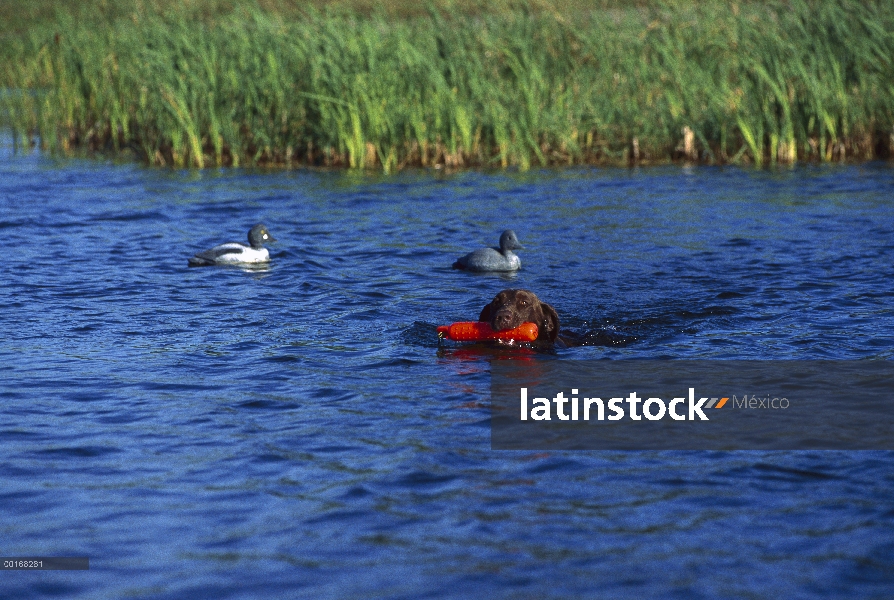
<box><xmin>2</xmin><ymin>139</ymin><xmax>894</xmax><ymax>598</ymax></box>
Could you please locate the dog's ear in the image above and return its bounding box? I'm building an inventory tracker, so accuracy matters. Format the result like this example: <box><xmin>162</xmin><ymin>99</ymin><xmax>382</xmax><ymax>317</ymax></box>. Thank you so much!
<box><xmin>478</xmin><ymin>301</ymin><xmax>494</xmax><ymax>323</ymax></box>
<box><xmin>539</xmin><ymin>302</ymin><xmax>560</xmax><ymax>342</ymax></box>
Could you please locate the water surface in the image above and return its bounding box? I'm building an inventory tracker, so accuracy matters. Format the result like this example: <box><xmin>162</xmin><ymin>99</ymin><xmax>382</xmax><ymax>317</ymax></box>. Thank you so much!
<box><xmin>2</xmin><ymin>141</ymin><xmax>894</xmax><ymax>598</ymax></box>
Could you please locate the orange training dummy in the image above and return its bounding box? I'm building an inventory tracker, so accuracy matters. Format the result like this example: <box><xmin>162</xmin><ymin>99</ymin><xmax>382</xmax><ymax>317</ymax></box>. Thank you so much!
<box><xmin>437</xmin><ymin>321</ymin><xmax>538</xmax><ymax>343</ymax></box>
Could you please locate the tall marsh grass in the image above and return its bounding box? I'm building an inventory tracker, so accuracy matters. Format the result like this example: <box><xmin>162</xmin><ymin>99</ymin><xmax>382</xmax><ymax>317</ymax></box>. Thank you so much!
<box><xmin>2</xmin><ymin>0</ymin><xmax>893</xmax><ymax>170</ymax></box>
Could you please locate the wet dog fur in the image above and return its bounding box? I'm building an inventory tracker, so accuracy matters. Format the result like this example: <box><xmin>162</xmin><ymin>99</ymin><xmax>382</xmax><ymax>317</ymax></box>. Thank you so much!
<box><xmin>478</xmin><ymin>289</ymin><xmax>560</xmax><ymax>344</ymax></box>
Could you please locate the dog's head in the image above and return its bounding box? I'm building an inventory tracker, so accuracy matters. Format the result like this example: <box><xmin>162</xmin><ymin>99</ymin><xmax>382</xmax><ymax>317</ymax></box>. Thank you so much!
<box><xmin>478</xmin><ymin>289</ymin><xmax>560</xmax><ymax>343</ymax></box>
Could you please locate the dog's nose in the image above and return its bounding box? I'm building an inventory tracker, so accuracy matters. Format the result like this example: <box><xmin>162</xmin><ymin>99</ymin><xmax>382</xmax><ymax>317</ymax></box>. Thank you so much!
<box><xmin>494</xmin><ymin>311</ymin><xmax>513</xmax><ymax>330</ymax></box>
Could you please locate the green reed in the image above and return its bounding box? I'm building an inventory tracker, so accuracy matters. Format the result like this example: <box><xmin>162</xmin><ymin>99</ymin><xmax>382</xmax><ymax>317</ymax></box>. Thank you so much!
<box><xmin>2</xmin><ymin>0</ymin><xmax>893</xmax><ymax>170</ymax></box>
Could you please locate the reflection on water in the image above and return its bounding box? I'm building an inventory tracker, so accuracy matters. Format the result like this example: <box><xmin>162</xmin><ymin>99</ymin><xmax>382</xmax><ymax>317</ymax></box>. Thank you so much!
<box><xmin>1</xmin><ymin>138</ymin><xmax>893</xmax><ymax>598</ymax></box>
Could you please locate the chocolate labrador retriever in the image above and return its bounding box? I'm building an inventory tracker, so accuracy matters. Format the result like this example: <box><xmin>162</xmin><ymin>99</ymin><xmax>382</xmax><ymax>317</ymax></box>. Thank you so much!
<box><xmin>478</xmin><ymin>289</ymin><xmax>560</xmax><ymax>343</ymax></box>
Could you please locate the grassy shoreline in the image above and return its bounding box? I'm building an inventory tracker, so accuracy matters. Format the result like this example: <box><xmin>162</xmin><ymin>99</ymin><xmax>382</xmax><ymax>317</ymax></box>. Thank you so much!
<box><xmin>3</xmin><ymin>0</ymin><xmax>893</xmax><ymax>171</ymax></box>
